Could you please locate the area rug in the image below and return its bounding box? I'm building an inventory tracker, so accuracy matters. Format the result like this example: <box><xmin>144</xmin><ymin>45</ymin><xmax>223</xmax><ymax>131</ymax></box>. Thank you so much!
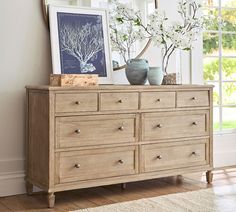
<box><xmin>71</xmin><ymin>185</ymin><xmax>236</xmax><ymax>212</ymax></box>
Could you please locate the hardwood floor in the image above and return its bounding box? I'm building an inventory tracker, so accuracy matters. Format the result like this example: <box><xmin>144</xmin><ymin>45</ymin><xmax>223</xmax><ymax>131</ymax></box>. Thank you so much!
<box><xmin>1</xmin><ymin>168</ymin><xmax>236</xmax><ymax>212</ymax></box>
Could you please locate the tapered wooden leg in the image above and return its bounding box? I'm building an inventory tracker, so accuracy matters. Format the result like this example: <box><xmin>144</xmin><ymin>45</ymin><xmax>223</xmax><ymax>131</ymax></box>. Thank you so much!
<box><xmin>121</xmin><ymin>183</ymin><xmax>127</xmax><ymax>190</ymax></box>
<box><xmin>206</xmin><ymin>170</ymin><xmax>213</xmax><ymax>184</ymax></box>
<box><xmin>26</xmin><ymin>181</ymin><xmax>33</xmax><ymax>195</ymax></box>
<box><xmin>47</xmin><ymin>192</ymin><xmax>55</xmax><ymax>208</ymax></box>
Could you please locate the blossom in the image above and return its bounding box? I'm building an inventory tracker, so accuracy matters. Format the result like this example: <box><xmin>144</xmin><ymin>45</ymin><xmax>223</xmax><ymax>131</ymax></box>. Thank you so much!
<box><xmin>109</xmin><ymin>0</ymin><xmax>208</xmax><ymax>73</ymax></box>
<box><xmin>109</xmin><ymin>0</ymin><xmax>146</xmax><ymax>63</ymax></box>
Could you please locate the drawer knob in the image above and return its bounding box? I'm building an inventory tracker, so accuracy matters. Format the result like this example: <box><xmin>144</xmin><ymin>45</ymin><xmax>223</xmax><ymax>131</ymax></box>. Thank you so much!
<box><xmin>119</xmin><ymin>126</ymin><xmax>124</xmax><ymax>131</ymax></box>
<box><xmin>192</xmin><ymin>97</ymin><xmax>197</xmax><ymax>100</ymax></box>
<box><xmin>156</xmin><ymin>98</ymin><xmax>161</xmax><ymax>102</ymax></box>
<box><xmin>75</xmin><ymin>101</ymin><xmax>81</xmax><ymax>105</ymax></box>
<box><xmin>118</xmin><ymin>99</ymin><xmax>123</xmax><ymax>103</ymax></box>
<box><xmin>191</xmin><ymin>151</ymin><xmax>199</xmax><ymax>156</ymax></box>
<box><xmin>118</xmin><ymin>159</ymin><xmax>124</xmax><ymax>164</ymax></box>
<box><xmin>75</xmin><ymin>129</ymin><xmax>81</xmax><ymax>134</ymax></box>
<box><xmin>192</xmin><ymin>122</ymin><xmax>197</xmax><ymax>126</ymax></box>
<box><xmin>156</xmin><ymin>155</ymin><xmax>162</xmax><ymax>159</ymax></box>
<box><xmin>74</xmin><ymin>164</ymin><xmax>81</xmax><ymax>168</ymax></box>
<box><xmin>157</xmin><ymin>124</ymin><xmax>163</xmax><ymax>128</ymax></box>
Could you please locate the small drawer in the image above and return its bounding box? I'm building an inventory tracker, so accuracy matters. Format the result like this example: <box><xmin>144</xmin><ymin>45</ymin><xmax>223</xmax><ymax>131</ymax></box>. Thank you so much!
<box><xmin>141</xmin><ymin>92</ymin><xmax>175</xmax><ymax>109</ymax></box>
<box><xmin>55</xmin><ymin>93</ymin><xmax>98</xmax><ymax>113</ymax></box>
<box><xmin>142</xmin><ymin>111</ymin><xmax>209</xmax><ymax>141</ymax></box>
<box><xmin>55</xmin><ymin>146</ymin><xmax>137</xmax><ymax>183</ymax></box>
<box><xmin>56</xmin><ymin>114</ymin><xmax>137</xmax><ymax>148</ymax></box>
<box><xmin>141</xmin><ymin>139</ymin><xmax>208</xmax><ymax>172</ymax></box>
<box><xmin>177</xmin><ymin>91</ymin><xmax>209</xmax><ymax>107</ymax></box>
<box><xmin>100</xmin><ymin>92</ymin><xmax>139</xmax><ymax>111</ymax></box>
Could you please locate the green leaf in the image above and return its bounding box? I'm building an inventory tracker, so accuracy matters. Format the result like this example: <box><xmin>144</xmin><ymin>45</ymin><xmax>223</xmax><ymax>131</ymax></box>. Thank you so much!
<box><xmin>123</xmin><ymin>35</ymin><xmax>128</xmax><ymax>41</ymax></box>
<box><xmin>183</xmin><ymin>47</ymin><xmax>191</xmax><ymax>51</ymax></box>
<box><xmin>116</xmin><ymin>17</ymin><xmax>124</xmax><ymax>23</ymax></box>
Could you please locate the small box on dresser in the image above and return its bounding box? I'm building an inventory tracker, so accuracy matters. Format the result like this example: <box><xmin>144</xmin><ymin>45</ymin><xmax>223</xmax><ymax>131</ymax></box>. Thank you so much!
<box><xmin>25</xmin><ymin>85</ymin><xmax>213</xmax><ymax>208</ymax></box>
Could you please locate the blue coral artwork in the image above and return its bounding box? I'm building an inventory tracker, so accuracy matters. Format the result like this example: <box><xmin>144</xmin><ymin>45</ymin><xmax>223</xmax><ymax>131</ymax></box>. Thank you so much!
<box><xmin>57</xmin><ymin>12</ymin><xmax>107</xmax><ymax>77</ymax></box>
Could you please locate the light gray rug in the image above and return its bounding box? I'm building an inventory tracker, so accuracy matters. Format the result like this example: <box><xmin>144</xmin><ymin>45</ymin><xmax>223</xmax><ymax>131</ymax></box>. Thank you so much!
<box><xmin>71</xmin><ymin>185</ymin><xmax>236</xmax><ymax>212</ymax></box>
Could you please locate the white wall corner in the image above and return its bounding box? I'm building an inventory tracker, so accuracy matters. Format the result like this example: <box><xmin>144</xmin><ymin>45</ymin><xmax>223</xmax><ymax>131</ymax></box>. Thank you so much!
<box><xmin>0</xmin><ymin>159</ymin><xmax>26</xmax><ymax>196</ymax></box>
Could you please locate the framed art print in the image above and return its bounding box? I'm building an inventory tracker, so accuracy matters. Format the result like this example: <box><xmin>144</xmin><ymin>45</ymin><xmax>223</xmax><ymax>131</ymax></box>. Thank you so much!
<box><xmin>49</xmin><ymin>5</ymin><xmax>113</xmax><ymax>84</ymax></box>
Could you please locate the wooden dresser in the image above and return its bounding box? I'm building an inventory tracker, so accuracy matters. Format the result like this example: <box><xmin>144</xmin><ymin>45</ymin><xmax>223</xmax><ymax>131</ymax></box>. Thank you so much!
<box><xmin>26</xmin><ymin>85</ymin><xmax>213</xmax><ymax>208</ymax></box>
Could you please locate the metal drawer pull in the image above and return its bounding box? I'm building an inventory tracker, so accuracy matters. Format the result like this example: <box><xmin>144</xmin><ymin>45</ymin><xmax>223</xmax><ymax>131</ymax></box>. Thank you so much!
<box><xmin>74</xmin><ymin>164</ymin><xmax>81</xmax><ymax>168</ymax></box>
<box><xmin>119</xmin><ymin>126</ymin><xmax>124</xmax><ymax>131</ymax></box>
<box><xmin>191</xmin><ymin>151</ymin><xmax>199</xmax><ymax>156</ymax></box>
<box><xmin>192</xmin><ymin>97</ymin><xmax>197</xmax><ymax>100</ymax></box>
<box><xmin>156</xmin><ymin>155</ymin><xmax>162</xmax><ymax>159</ymax></box>
<box><xmin>157</xmin><ymin>124</ymin><xmax>163</xmax><ymax>128</ymax></box>
<box><xmin>118</xmin><ymin>159</ymin><xmax>124</xmax><ymax>164</ymax></box>
<box><xmin>75</xmin><ymin>101</ymin><xmax>81</xmax><ymax>105</ymax></box>
<box><xmin>75</xmin><ymin>129</ymin><xmax>81</xmax><ymax>134</ymax></box>
<box><xmin>156</xmin><ymin>98</ymin><xmax>161</xmax><ymax>102</ymax></box>
<box><xmin>118</xmin><ymin>99</ymin><xmax>123</xmax><ymax>103</ymax></box>
<box><xmin>192</xmin><ymin>122</ymin><xmax>197</xmax><ymax>125</ymax></box>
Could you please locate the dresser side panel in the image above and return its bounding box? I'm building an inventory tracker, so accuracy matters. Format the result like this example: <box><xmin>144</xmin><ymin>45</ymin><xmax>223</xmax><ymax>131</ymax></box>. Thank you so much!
<box><xmin>28</xmin><ymin>91</ymin><xmax>50</xmax><ymax>188</ymax></box>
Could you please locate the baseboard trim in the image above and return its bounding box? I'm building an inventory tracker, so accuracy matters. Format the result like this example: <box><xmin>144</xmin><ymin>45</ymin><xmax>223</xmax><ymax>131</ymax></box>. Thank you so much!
<box><xmin>0</xmin><ymin>171</ymin><xmax>26</xmax><ymax>197</ymax></box>
<box><xmin>214</xmin><ymin>151</ymin><xmax>236</xmax><ymax>168</ymax></box>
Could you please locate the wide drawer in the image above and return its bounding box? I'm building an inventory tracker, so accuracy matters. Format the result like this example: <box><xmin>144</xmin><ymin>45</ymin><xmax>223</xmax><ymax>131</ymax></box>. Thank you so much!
<box><xmin>141</xmin><ymin>139</ymin><xmax>209</xmax><ymax>172</ymax></box>
<box><xmin>142</xmin><ymin>110</ymin><xmax>209</xmax><ymax>141</ymax></box>
<box><xmin>55</xmin><ymin>93</ymin><xmax>98</xmax><ymax>113</ymax></box>
<box><xmin>100</xmin><ymin>92</ymin><xmax>139</xmax><ymax>111</ymax></box>
<box><xmin>55</xmin><ymin>146</ymin><xmax>138</xmax><ymax>184</ymax></box>
<box><xmin>56</xmin><ymin>114</ymin><xmax>137</xmax><ymax>148</ymax></box>
<box><xmin>141</xmin><ymin>92</ymin><xmax>176</xmax><ymax>109</ymax></box>
<box><xmin>177</xmin><ymin>91</ymin><xmax>209</xmax><ymax>107</ymax></box>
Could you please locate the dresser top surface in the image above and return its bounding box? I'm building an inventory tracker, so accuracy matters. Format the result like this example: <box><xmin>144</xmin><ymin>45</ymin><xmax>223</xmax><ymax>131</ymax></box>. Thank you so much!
<box><xmin>26</xmin><ymin>84</ymin><xmax>214</xmax><ymax>91</ymax></box>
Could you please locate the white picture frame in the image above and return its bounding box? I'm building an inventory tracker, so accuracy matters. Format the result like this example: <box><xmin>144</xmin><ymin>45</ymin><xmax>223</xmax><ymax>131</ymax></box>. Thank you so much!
<box><xmin>49</xmin><ymin>5</ymin><xmax>113</xmax><ymax>84</ymax></box>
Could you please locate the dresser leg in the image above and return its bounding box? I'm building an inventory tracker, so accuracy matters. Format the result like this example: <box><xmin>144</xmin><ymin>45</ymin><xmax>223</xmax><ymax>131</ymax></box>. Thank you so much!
<box><xmin>26</xmin><ymin>181</ymin><xmax>33</xmax><ymax>195</ymax></box>
<box><xmin>47</xmin><ymin>192</ymin><xmax>55</xmax><ymax>208</ymax></box>
<box><xmin>206</xmin><ymin>170</ymin><xmax>213</xmax><ymax>184</ymax></box>
<box><xmin>121</xmin><ymin>183</ymin><xmax>127</xmax><ymax>190</ymax></box>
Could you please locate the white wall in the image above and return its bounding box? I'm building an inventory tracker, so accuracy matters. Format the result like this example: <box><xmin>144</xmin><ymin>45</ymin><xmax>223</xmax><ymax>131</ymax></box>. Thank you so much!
<box><xmin>0</xmin><ymin>0</ymin><xmax>51</xmax><ymax>196</ymax></box>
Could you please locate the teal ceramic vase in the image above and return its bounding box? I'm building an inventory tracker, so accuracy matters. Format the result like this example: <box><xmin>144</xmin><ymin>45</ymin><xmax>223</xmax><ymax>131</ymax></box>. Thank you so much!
<box><xmin>125</xmin><ymin>59</ymin><xmax>149</xmax><ymax>85</ymax></box>
<box><xmin>147</xmin><ymin>67</ymin><xmax>164</xmax><ymax>85</ymax></box>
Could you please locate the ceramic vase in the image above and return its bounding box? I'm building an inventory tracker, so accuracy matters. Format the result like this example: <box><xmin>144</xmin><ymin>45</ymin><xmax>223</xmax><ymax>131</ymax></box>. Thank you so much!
<box><xmin>147</xmin><ymin>67</ymin><xmax>164</xmax><ymax>85</ymax></box>
<box><xmin>125</xmin><ymin>59</ymin><xmax>149</xmax><ymax>85</ymax></box>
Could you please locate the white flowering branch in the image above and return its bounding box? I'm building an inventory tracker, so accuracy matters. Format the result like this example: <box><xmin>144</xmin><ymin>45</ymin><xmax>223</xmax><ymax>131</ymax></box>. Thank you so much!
<box><xmin>110</xmin><ymin>0</ymin><xmax>207</xmax><ymax>75</ymax></box>
<box><xmin>109</xmin><ymin>0</ymin><xmax>146</xmax><ymax>64</ymax></box>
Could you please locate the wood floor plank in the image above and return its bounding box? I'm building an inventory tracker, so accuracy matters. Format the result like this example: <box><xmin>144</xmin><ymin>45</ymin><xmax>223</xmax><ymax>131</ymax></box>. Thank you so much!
<box><xmin>0</xmin><ymin>202</ymin><xmax>11</xmax><ymax>212</ymax></box>
<box><xmin>105</xmin><ymin>184</ymin><xmax>146</xmax><ymax>201</ymax></box>
<box><xmin>90</xmin><ymin>186</ymin><xmax>129</xmax><ymax>203</ymax></box>
<box><xmin>80</xmin><ymin>189</ymin><xmax>115</xmax><ymax>206</ymax></box>
<box><xmin>65</xmin><ymin>190</ymin><xmax>99</xmax><ymax>210</ymax></box>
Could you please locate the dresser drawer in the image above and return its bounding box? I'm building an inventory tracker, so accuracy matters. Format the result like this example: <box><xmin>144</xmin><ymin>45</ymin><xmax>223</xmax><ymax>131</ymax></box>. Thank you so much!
<box><xmin>55</xmin><ymin>93</ymin><xmax>98</xmax><ymax>113</ymax></box>
<box><xmin>55</xmin><ymin>146</ymin><xmax>138</xmax><ymax>183</ymax></box>
<box><xmin>56</xmin><ymin>114</ymin><xmax>137</xmax><ymax>148</ymax></box>
<box><xmin>141</xmin><ymin>92</ymin><xmax>175</xmax><ymax>109</ymax></box>
<box><xmin>142</xmin><ymin>111</ymin><xmax>209</xmax><ymax>141</ymax></box>
<box><xmin>141</xmin><ymin>139</ymin><xmax>209</xmax><ymax>172</ymax></box>
<box><xmin>100</xmin><ymin>92</ymin><xmax>139</xmax><ymax>111</ymax></box>
<box><xmin>177</xmin><ymin>91</ymin><xmax>209</xmax><ymax>107</ymax></box>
